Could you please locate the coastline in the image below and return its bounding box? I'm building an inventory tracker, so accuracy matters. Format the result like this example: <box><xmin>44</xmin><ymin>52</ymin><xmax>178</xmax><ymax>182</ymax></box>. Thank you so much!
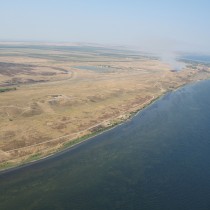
<box><xmin>0</xmin><ymin>92</ymin><xmax>163</xmax><ymax>174</ymax></box>
<box><xmin>0</xmin><ymin>78</ymin><xmax>209</xmax><ymax>174</ymax></box>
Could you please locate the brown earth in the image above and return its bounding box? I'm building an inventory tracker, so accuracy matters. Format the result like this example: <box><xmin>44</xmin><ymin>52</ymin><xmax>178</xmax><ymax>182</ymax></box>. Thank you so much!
<box><xmin>0</xmin><ymin>43</ymin><xmax>210</xmax><ymax>169</ymax></box>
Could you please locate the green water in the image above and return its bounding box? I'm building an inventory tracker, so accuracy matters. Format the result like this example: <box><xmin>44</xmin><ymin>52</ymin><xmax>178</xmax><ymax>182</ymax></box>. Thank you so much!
<box><xmin>1</xmin><ymin>80</ymin><xmax>210</xmax><ymax>210</ymax></box>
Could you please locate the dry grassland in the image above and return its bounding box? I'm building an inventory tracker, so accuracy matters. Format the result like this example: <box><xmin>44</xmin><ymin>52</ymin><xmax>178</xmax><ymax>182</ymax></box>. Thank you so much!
<box><xmin>0</xmin><ymin>43</ymin><xmax>210</xmax><ymax>169</ymax></box>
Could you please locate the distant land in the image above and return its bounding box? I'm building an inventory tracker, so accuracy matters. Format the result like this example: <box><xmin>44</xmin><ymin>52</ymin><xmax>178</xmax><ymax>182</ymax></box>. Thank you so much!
<box><xmin>0</xmin><ymin>42</ymin><xmax>210</xmax><ymax>170</ymax></box>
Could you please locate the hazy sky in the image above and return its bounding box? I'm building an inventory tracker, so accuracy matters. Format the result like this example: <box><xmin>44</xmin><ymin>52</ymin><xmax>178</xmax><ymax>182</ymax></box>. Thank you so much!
<box><xmin>0</xmin><ymin>0</ymin><xmax>210</xmax><ymax>53</ymax></box>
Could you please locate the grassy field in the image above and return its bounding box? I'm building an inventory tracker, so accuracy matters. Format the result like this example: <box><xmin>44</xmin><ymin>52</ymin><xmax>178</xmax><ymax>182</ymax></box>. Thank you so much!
<box><xmin>0</xmin><ymin>42</ymin><xmax>210</xmax><ymax>169</ymax></box>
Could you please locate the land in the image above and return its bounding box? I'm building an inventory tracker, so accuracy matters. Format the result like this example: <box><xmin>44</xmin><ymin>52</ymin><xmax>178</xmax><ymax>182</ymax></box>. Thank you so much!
<box><xmin>0</xmin><ymin>42</ymin><xmax>210</xmax><ymax>170</ymax></box>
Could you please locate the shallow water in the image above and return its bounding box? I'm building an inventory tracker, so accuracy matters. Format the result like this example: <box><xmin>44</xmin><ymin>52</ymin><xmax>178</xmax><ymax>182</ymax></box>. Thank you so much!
<box><xmin>75</xmin><ymin>65</ymin><xmax>114</xmax><ymax>73</ymax></box>
<box><xmin>1</xmin><ymin>80</ymin><xmax>210</xmax><ymax>210</ymax></box>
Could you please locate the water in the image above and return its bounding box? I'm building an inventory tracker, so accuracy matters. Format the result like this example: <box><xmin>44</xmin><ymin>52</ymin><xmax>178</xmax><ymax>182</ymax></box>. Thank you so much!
<box><xmin>181</xmin><ymin>54</ymin><xmax>210</xmax><ymax>64</ymax></box>
<box><xmin>1</xmin><ymin>80</ymin><xmax>210</xmax><ymax>210</ymax></box>
<box><xmin>75</xmin><ymin>65</ymin><xmax>115</xmax><ymax>73</ymax></box>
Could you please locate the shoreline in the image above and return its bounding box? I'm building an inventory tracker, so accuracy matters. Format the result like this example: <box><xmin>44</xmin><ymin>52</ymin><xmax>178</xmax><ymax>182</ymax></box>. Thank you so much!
<box><xmin>0</xmin><ymin>92</ymin><xmax>163</xmax><ymax>174</ymax></box>
<box><xmin>0</xmin><ymin>78</ymin><xmax>209</xmax><ymax>174</ymax></box>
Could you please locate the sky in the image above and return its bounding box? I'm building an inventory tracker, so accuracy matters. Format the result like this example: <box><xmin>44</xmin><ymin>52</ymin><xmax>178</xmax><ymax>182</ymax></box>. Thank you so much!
<box><xmin>0</xmin><ymin>0</ymin><xmax>210</xmax><ymax>54</ymax></box>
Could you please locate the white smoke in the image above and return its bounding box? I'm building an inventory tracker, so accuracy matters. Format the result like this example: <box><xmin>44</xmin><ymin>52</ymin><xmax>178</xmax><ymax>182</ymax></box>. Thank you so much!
<box><xmin>160</xmin><ymin>53</ymin><xmax>186</xmax><ymax>71</ymax></box>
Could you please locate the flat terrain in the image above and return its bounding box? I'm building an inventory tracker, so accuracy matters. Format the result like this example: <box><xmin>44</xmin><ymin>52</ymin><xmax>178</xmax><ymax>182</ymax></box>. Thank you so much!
<box><xmin>0</xmin><ymin>43</ymin><xmax>210</xmax><ymax>169</ymax></box>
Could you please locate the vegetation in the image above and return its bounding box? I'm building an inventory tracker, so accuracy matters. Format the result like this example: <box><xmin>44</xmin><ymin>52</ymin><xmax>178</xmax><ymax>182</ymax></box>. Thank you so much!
<box><xmin>24</xmin><ymin>153</ymin><xmax>41</xmax><ymax>162</ymax></box>
<box><xmin>0</xmin><ymin>87</ymin><xmax>16</xmax><ymax>93</ymax></box>
<box><xmin>1</xmin><ymin>44</ymin><xmax>210</xmax><ymax>170</ymax></box>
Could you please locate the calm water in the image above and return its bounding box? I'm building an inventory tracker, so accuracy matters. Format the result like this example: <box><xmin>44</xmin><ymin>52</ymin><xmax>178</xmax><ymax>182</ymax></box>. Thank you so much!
<box><xmin>182</xmin><ymin>55</ymin><xmax>210</xmax><ymax>64</ymax></box>
<box><xmin>75</xmin><ymin>65</ymin><xmax>115</xmax><ymax>73</ymax></box>
<box><xmin>1</xmin><ymin>80</ymin><xmax>210</xmax><ymax>210</ymax></box>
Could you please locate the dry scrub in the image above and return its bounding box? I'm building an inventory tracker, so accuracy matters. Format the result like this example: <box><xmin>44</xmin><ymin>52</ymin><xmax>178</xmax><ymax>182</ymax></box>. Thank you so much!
<box><xmin>0</xmin><ymin>43</ymin><xmax>210</xmax><ymax>169</ymax></box>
